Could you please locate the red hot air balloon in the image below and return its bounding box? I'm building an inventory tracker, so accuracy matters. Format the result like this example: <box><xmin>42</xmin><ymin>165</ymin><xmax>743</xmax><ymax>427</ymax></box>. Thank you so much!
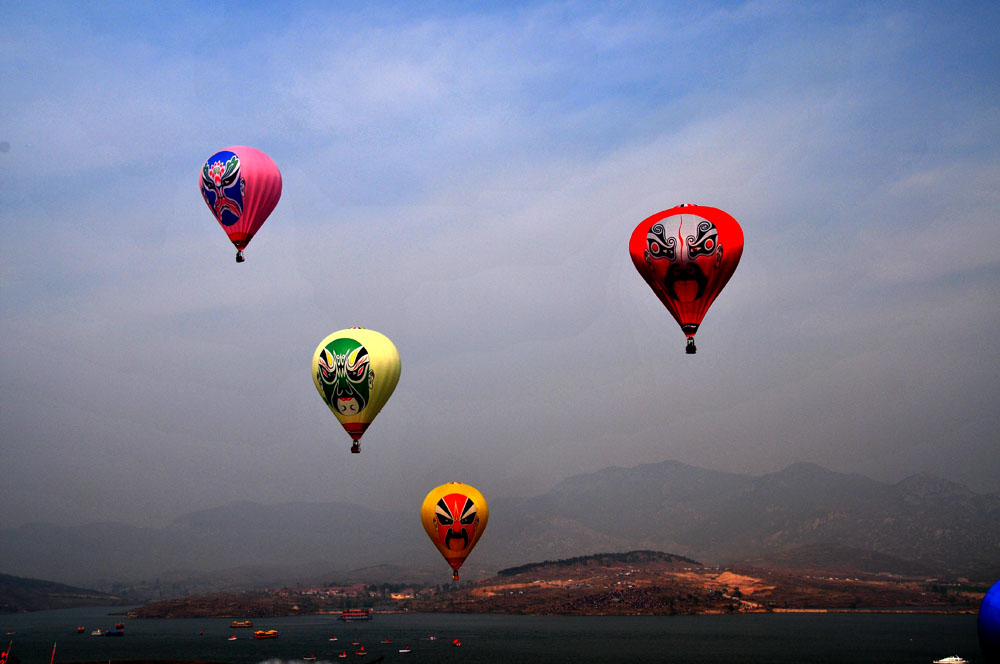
<box><xmin>629</xmin><ymin>204</ymin><xmax>743</xmax><ymax>354</ymax></box>
<box><xmin>200</xmin><ymin>146</ymin><xmax>282</xmax><ymax>262</ymax></box>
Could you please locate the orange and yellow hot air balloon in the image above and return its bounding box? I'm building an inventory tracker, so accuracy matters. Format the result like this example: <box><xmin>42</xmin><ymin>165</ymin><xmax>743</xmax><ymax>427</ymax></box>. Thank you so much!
<box><xmin>420</xmin><ymin>482</ymin><xmax>489</xmax><ymax>580</ymax></box>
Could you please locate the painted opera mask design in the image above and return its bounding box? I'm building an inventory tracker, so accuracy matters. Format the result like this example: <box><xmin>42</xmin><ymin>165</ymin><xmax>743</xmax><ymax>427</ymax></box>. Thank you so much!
<box><xmin>200</xmin><ymin>150</ymin><xmax>245</xmax><ymax>226</ymax></box>
<box><xmin>644</xmin><ymin>215</ymin><xmax>723</xmax><ymax>303</ymax></box>
<box><xmin>433</xmin><ymin>493</ymin><xmax>480</xmax><ymax>552</ymax></box>
<box><xmin>315</xmin><ymin>337</ymin><xmax>373</xmax><ymax>417</ymax></box>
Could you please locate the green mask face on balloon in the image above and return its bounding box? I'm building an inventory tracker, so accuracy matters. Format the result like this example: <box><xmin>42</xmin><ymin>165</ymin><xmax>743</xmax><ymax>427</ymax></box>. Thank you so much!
<box><xmin>315</xmin><ymin>338</ymin><xmax>373</xmax><ymax>416</ymax></box>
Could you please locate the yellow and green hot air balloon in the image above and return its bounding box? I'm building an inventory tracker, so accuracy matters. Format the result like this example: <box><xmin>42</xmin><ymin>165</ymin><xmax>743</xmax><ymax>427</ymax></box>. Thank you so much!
<box><xmin>312</xmin><ymin>327</ymin><xmax>400</xmax><ymax>454</ymax></box>
<box><xmin>420</xmin><ymin>482</ymin><xmax>489</xmax><ymax>580</ymax></box>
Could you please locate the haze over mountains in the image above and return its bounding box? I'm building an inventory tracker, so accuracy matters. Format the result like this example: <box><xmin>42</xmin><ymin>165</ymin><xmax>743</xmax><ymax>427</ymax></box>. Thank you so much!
<box><xmin>0</xmin><ymin>573</ymin><xmax>121</xmax><ymax>613</ymax></box>
<box><xmin>2</xmin><ymin>461</ymin><xmax>996</xmax><ymax>595</ymax></box>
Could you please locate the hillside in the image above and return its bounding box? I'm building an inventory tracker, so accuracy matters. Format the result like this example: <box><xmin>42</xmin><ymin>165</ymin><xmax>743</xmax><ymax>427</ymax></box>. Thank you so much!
<box><xmin>410</xmin><ymin>551</ymin><xmax>985</xmax><ymax>615</ymax></box>
<box><xmin>0</xmin><ymin>573</ymin><xmax>122</xmax><ymax>613</ymax></box>
<box><xmin>496</xmin><ymin>550</ymin><xmax>700</xmax><ymax>576</ymax></box>
<box><xmin>1</xmin><ymin>461</ymin><xmax>997</xmax><ymax>596</ymax></box>
<box><xmin>128</xmin><ymin>551</ymin><xmax>986</xmax><ymax>618</ymax></box>
<box><xmin>483</xmin><ymin>461</ymin><xmax>1000</xmax><ymax>578</ymax></box>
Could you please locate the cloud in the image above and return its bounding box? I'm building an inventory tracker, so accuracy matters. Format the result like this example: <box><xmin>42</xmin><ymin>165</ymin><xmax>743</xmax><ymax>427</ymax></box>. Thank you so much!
<box><xmin>2</xmin><ymin>2</ymin><xmax>999</xmax><ymax>529</ymax></box>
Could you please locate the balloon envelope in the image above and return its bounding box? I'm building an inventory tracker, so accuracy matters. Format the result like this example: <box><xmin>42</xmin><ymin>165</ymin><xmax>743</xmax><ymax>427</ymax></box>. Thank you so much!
<box><xmin>420</xmin><ymin>482</ymin><xmax>489</xmax><ymax>580</ymax></box>
<box><xmin>980</xmin><ymin>579</ymin><xmax>1000</xmax><ymax>663</ymax></box>
<box><xmin>629</xmin><ymin>204</ymin><xmax>743</xmax><ymax>353</ymax></box>
<box><xmin>200</xmin><ymin>145</ymin><xmax>282</xmax><ymax>259</ymax></box>
<box><xmin>312</xmin><ymin>328</ymin><xmax>401</xmax><ymax>453</ymax></box>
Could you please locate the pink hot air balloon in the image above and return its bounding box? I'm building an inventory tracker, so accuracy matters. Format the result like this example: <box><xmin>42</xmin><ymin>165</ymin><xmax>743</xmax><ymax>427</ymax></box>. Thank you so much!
<box><xmin>199</xmin><ymin>146</ymin><xmax>282</xmax><ymax>262</ymax></box>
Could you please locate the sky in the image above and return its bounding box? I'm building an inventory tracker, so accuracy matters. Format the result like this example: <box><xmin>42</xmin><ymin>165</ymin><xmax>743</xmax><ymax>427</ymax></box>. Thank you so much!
<box><xmin>1</xmin><ymin>1</ymin><xmax>998</xmax><ymax>530</ymax></box>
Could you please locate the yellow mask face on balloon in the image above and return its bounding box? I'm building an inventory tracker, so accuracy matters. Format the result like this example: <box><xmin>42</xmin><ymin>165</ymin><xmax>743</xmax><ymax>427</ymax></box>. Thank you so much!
<box><xmin>312</xmin><ymin>328</ymin><xmax>400</xmax><ymax>453</ymax></box>
<box><xmin>420</xmin><ymin>482</ymin><xmax>489</xmax><ymax>580</ymax></box>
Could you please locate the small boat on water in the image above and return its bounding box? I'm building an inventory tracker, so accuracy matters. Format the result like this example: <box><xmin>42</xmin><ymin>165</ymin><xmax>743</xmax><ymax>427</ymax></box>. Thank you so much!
<box><xmin>337</xmin><ymin>652</ymin><xmax>347</xmax><ymax>659</ymax></box>
<box><xmin>328</xmin><ymin>636</ymin><xmax>338</xmax><ymax>641</ymax></box>
<box><xmin>398</xmin><ymin>645</ymin><xmax>411</xmax><ymax>653</ymax></box>
<box><xmin>105</xmin><ymin>629</ymin><xmax>124</xmax><ymax>637</ymax></box>
<box><xmin>76</xmin><ymin>627</ymin><xmax>84</xmax><ymax>633</ymax></box>
<box><xmin>933</xmin><ymin>657</ymin><xmax>968</xmax><ymax>664</ymax></box>
<box><xmin>227</xmin><ymin>635</ymin><xmax>237</xmax><ymax>641</ymax></box>
<box><xmin>90</xmin><ymin>629</ymin><xmax>104</xmax><ymax>636</ymax></box>
<box><xmin>451</xmin><ymin>638</ymin><xmax>461</xmax><ymax>647</ymax></box>
<box><xmin>380</xmin><ymin>637</ymin><xmax>392</xmax><ymax>643</ymax></box>
<box><xmin>231</xmin><ymin>620</ymin><xmax>254</xmax><ymax>628</ymax></box>
<box><xmin>426</xmin><ymin>634</ymin><xmax>437</xmax><ymax>641</ymax></box>
<box><xmin>253</xmin><ymin>629</ymin><xmax>279</xmax><ymax>639</ymax></box>
<box><xmin>339</xmin><ymin>608</ymin><xmax>372</xmax><ymax>622</ymax></box>
<box><xmin>303</xmin><ymin>654</ymin><xmax>316</xmax><ymax>661</ymax></box>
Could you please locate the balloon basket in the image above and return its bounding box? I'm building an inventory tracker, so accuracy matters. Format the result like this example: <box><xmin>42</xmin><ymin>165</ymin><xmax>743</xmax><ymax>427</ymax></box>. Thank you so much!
<box><xmin>235</xmin><ymin>250</ymin><xmax>245</xmax><ymax>263</ymax></box>
<box><xmin>350</xmin><ymin>442</ymin><xmax>361</xmax><ymax>454</ymax></box>
<box><xmin>685</xmin><ymin>338</ymin><xmax>697</xmax><ymax>354</ymax></box>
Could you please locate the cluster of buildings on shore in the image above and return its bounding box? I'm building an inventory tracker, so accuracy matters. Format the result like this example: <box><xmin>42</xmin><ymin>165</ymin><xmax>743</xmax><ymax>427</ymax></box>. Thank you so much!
<box><xmin>265</xmin><ymin>584</ymin><xmax>439</xmax><ymax>604</ymax></box>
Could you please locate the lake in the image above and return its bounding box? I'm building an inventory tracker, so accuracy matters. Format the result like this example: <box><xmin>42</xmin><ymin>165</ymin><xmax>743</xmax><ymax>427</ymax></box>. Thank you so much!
<box><xmin>0</xmin><ymin>606</ymin><xmax>982</xmax><ymax>664</ymax></box>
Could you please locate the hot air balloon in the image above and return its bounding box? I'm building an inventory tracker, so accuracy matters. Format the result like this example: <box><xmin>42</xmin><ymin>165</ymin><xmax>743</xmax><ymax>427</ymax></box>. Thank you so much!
<box><xmin>312</xmin><ymin>328</ymin><xmax>400</xmax><ymax>454</ymax></box>
<box><xmin>420</xmin><ymin>482</ymin><xmax>489</xmax><ymax>580</ymax></box>
<box><xmin>629</xmin><ymin>204</ymin><xmax>744</xmax><ymax>354</ymax></box>
<box><xmin>980</xmin><ymin>579</ymin><xmax>1000</xmax><ymax>663</ymax></box>
<box><xmin>200</xmin><ymin>146</ymin><xmax>282</xmax><ymax>262</ymax></box>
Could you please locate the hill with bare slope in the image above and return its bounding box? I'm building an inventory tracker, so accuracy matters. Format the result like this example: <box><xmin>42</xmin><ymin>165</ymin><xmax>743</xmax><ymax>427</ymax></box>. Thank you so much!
<box><xmin>0</xmin><ymin>573</ymin><xmax>122</xmax><ymax>613</ymax></box>
<box><xmin>409</xmin><ymin>551</ymin><xmax>985</xmax><ymax>615</ymax></box>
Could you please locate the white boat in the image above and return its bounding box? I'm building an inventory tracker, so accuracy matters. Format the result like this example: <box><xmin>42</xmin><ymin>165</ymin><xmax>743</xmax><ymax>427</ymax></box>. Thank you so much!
<box><xmin>398</xmin><ymin>645</ymin><xmax>411</xmax><ymax>653</ymax></box>
<box><xmin>933</xmin><ymin>657</ymin><xmax>968</xmax><ymax>664</ymax></box>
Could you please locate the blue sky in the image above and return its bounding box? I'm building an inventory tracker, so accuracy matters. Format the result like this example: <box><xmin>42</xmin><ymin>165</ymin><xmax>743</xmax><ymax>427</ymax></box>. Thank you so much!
<box><xmin>2</xmin><ymin>1</ymin><xmax>999</xmax><ymax>530</ymax></box>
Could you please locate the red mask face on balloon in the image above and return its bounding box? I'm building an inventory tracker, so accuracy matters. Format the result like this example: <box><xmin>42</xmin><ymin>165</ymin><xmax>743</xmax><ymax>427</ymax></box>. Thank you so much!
<box><xmin>433</xmin><ymin>493</ymin><xmax>479</xmax><ymax>552</ymax></box>
<box><xmin>644</xmin><ymin>215</ymin><xmax>720</xmax><ymax>304</ymax></box>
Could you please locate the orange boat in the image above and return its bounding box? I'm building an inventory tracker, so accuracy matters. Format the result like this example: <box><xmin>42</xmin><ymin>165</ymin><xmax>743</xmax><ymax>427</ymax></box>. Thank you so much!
<box><xmin>231</xmin><ymin>620</ymin><xmax>254</xmax><ymax>628</ymax></box>
<box><xmin>253</xmin><ymin>629</ymin><xmax>278</xmax><ymax>639</ymax></box>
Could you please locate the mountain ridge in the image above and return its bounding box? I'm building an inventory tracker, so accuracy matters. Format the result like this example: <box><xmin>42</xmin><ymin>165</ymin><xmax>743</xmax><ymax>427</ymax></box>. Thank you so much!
<box><xmin>0</xmin><ymin>573</ymin><xmax>122</xmax><ymax>613</ymax></box>
<box><xmin>2</xmin><ymin>461</ymin><xmax>996</xmax><ymax>594</ymax></box>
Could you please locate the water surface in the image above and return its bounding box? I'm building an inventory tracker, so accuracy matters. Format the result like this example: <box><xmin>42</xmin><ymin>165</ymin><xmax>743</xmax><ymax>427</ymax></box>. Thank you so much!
<box><xmin>0</xmin><ymin>607</ymin><xmax>981</xmax><ymax>664</ymax></box>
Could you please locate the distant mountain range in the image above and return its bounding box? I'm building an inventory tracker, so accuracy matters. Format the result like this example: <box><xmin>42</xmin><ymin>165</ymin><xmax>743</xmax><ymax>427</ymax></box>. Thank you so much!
<box><xmin>485</xmin><ymin>461</ymin><xmax>1000</xmax><ymax>578</ymax></box>
<box><xmin>0</xmin><ymin>573</ymin><xmax>121</xmax><ymax>613</ymax></box>
<box><xmin>1</xmin><ymin>461</ymin><xmax>997</xmax><ymax>596</ymax></box>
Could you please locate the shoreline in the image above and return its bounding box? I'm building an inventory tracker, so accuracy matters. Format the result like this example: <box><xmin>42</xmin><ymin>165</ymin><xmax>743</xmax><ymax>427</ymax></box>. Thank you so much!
<box><xmin>118</xmin><ymin>607</ymin><xmax>980</xmax><ymax>619</ymax></box>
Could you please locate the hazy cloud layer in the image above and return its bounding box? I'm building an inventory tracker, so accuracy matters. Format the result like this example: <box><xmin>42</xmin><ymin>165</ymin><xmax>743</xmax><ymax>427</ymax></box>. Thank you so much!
<box><xmin>2</xmin><ymin>1</ymin><xmax>998</xmax><ymax>529</ymax></box>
